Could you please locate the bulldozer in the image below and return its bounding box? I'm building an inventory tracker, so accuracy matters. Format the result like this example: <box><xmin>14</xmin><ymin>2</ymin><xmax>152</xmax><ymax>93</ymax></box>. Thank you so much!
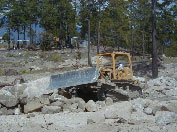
<box><xmin>48</xmin><ymin>52</ymin><xmax>142</xmax><ymax>101</ymax></box>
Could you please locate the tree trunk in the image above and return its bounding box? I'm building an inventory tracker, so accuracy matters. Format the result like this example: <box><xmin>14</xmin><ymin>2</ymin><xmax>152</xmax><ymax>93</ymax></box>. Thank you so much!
<box><xmin>17</xmin><ymin>27</ymin><xmax>20</xmax><ymax>49</ymax></box>
<box><xmin>131</xmin><ymin>28</ymin><xmax>134</xmax><ymax>57</ymax></box>
<box><xmin>142</xmin><ymin>30</ymin><xmax>145</xmax><ymax>59</ymax></box>
<box><xmin>152</xmin><ymin>0</ymin><xmax>158</xmax><ymax>78</ymax></box>
<box><xmin>97</xmin><ymin>20</ymin><xmax>101</xmax><ymax>54</ymax></box>
<box><xmin>30</xmin><ymin>24</ymin><xmax>32</xmax><ymax>45</ymax></box>
<box><xmin>23</xmin><ymin>25</ymin><xmax>26</xmax><ymax>47</ymax></box>
<box><xmin>88</xmin><ymin>16</ymin><xmax>92</xmax><ymax>67</ymax></box>
<box><xmin>35</xmin><ymin>23</ymin><xmax>37</xmax><ymax>45</ymax></box>
<box><xmin>8</xmin><ymin>28</ymin><xmax>10</xmax><ymax>50</ymax></box>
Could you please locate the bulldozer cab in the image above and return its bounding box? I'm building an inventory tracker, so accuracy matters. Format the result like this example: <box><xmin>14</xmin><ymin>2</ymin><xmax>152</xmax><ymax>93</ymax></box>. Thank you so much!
<box><xmin>96</xmin><ymin>52</ymin><xmax>133</xmax><ymax>82</ymax></box>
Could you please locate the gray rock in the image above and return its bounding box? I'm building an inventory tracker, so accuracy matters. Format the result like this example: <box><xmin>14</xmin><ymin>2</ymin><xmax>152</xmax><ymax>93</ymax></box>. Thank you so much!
<box><xmin>50</xmin><ymin>101</ymin><xmax>63</xmax><ymax>107</ymax></box>
<box><xmin>26</xmin><ymin>113</ymin><xmax>35</xmax><ymax>118</ymax></box>
<box><xmin>70</xmin><ymin>98</ymin><xmax>86</xmax><ymax>111</ymax></box>
<box><xmin>2</xmin><ymin>84</ymin><xmax>27</xmax><ymax>98</ymax></box>
<box><xmin>87</xmin><ymin>118</ymin><xmax>95</xmax><ymax>124</ymax></box>
<box><xmin>85</xmin><ymin>100</ymin><xmax>97</xmax><ymax>112</ymax></box>
<box><xmin>104</xmin><ymin>109</ymin><xmax>118</xmax><ymax>119</ymax></box>
<box><xmin>0</xmin><ymin>107</ymin><xmax>8</xmax><ymax>115</ymax></box>
<box><xmin>105</xmin><ymin>97</ymin><xmax>113</xmax><ymax>106</ymax></box>
<box><xmin>0</xmin><ymin>107</ymin><xmax>14</xmax><ymax>115</ymax></box>
<box><xmin>87</xmin><ymin>112</ymin><xmax>105</xmax><ymax>124</ymax></box>
<box><xmin>144</xmin><ymin>107</ymin><xmax>153</xmax><ymax>115</ymax></box>
<box><xmin>69</xmin><ymin>103</ymin><xmax>78</xmax><ymax>112</ymax></box>
<box><xmin>24</xmin><ymin>97</ymin><xmax>43</xmax><ymax>113</ymax></box>
<box><xmin>166</xmin><ymin>102</ymin><xmax>177</xmax><ymax>113</ymax></box>
<box><xmin>42</xmin><ymin>105</ymin><xmax>61</xmax><ymax>114</ymax></box>
<box><xmin>152</xmin><ymin>105</ymin><xmax>169</xmax><ymax>115</ymax></box>
<box><xmin>63</xmin><ymin>102</ymin><xmax>71</xmax><ymax>110</ymax></box>
<box><xmin>155</xmin><ymin>111</ymin><xmax>177</xmax><ymax>125</ymax></box>
<box><xmin>132</xmin><ymin>102</ymin><xmax>144</xmax><ymax>112</ymax></box>
<box><xmin>0</xmin><ymin>89</ymin><xmax>18</xmax><ymax>107</ymax></box>
<box><xmin>49</xmin><ymin>94</ymin><xmax>67</xmax><ymax>103</ymax></box>
<box><xmin>96</xmin><ymin>101</ymin><xmax>106</xmax><ymax>107</ymax></box>
<box><xmin>39</xmin><ymin>95</ymin><xmax>50</xmax><ymax>105</ymax></box>
<box><xmin>104</xmin><ymin>102</ymin><xmax>132</xmax><ymax>120</ymax></box>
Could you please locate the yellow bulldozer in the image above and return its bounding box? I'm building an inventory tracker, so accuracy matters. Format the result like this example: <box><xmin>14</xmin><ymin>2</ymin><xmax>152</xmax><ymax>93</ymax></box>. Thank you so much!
<box><xmin>48</xmin><ymin>52</ymin><xmax>142</xmax><ymax>101</ymax></box>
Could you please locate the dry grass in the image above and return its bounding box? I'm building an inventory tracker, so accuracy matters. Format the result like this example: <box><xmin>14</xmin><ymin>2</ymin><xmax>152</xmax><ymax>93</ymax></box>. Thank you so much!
<box><xmin>39</xmin><ymin>51</ymin><xmax>64</xmax><ymax>62</ymax></box>
<box><xmin>164</xmin><ymin>57</ymin><xmax>177</xmax><ymax>64</ymax></box>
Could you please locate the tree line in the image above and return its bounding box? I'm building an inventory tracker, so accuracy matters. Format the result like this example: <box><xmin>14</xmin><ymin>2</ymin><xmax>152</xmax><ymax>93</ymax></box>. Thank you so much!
<box><xmin>0</xmin><ymin>0</ymin><xmax>176</xmax><ymax>54</ymax></box>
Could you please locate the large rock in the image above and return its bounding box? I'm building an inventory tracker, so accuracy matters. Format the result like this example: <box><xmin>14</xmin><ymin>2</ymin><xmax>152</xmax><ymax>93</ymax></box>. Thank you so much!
<box><xmin>42</xmin><ymin>105</ymin><xmax>61</xmax><ymax>114</ymax></box>
<box><xmin>104</xmin><ymin>101</ymin><xmax>132</xmax><ymax>120</ymax></box>
<box><xmin>0</xmin><ymin>107</ymin><xmax>15</xmax><ymax>115</ymax></box>
<box><xmin>24</xmin><ymin>97</ymin><xmax>43</xmax><ymax>113</ymax></box>
<box><xmin>2</xmin><ymin>84</ymin><xmax>27</xmax><ymax>98</ymax></box>
<box><xmin>23</xmin><ymin>77</ymin><xmax>51</xmax><ymax>98</ymax></box>
<box><xmin>155</xmin><ymin>111</ymin><xmax>177</xmax><ymax>125</ymax></box>
<box><xmin>85</xmin><ymin>100</ymin><xmax>97</xmax><ymax>112</ymax></box>
<box><xmin>96</xmin><ymin>101</ymin><xmax>106</xmax><ymax>110</ymax></box>
<box><xmin>166</xmin><ymin>101</ymin><xmax>177</xmax><ymax>113</ymax></box>
<box><xmin>105</xmin><ymin>97</ymin><xmax>113</xmax><ymax>106</ymax></box>
<box><xmin>70</xmin><ymin>97</ymin><xmax>86</xmax><ymax>111</ymax></box>
<box><xmin>131</xmin><ymin>98</ymin><xmax>153</xmax><ymax>112</ymax></box>
<box><xmin>0</xmin><ymin>89</ymin><xmax>18</xmax><ymax>107</ymax></box>
<box><xmin>69</xmin><ymin>103</ymin><xmax>78</xmax><ymax>112</ymax></box>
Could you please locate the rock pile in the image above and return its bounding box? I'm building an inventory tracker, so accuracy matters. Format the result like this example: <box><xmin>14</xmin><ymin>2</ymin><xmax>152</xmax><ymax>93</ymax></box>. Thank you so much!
<box><xmin>0</xmin><ymin>81</ymin><xmax>113</xmax><ymax>115</ymax></box>
<box><xmin>144</xmin><ymin>76</ymin><xmax>177</xmax><ymax>98</ymax></box>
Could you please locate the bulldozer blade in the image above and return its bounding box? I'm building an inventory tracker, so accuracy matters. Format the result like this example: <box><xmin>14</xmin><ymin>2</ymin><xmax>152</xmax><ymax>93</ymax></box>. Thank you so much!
<box><xmin>48</xmin><ymin>67</ymin><xmax>99</xmax><ymax>90</ymax></box>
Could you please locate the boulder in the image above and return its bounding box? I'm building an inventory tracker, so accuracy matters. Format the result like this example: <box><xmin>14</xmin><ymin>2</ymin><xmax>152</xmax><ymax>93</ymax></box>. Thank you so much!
<box><xmin>105</xmin><ymin>97</ymin><xmax>113</xmax><ymax>106</ymax></box>
<box><xmin>131</xmin><ymin>98</ymin><xmax>152</xmax><ymax>112</ymax></box>
<box><xmin>87</xmin><ymin>112</ymin><xmax>105</xmax><ymax>124</ymax></box>
<box><xmin>85</xmin><ymin>100</ymin><xmax>97</xmax><ymax>112</ymax></box>
<box><xmin>132</xmin><ymin>102</ymin><xmax>144</xmax><ymax>112</ymax></box>
<box><xmin>39</xmin><ymin>95</ymin><xmax>50</xmax><ymax>105</ymax></box>
<box><xmin>42</xmin><ymin>105</ymin><xmax>61</xmax><ymax>114</ymax></box>
<box><xmin>0</xmin><ymin>89</ymin><xmax>18</xmax><ymax>107</ymax></box>
<box><xmin>96</xmin><ymin>101</ymin><xmax>106</xmax><ymax>110</ymax></box>
<box><xmin>0</xmin><ymin>107</ymin><xmax>14</xmax><ymax>115</ymax></box>
<box><xmin>0</xmin><ymin>107</ymin><xmax>8</xmax><ymax>115</ymax></box>
<box><xmin>104</xmin><ymin>101</ymin><xmax>132</xmax><ymax>120</ymax></box>
<box><xmin>70</xmin><ymin>97</ymin><xmax>86</xmax><ymax>111</ymax></box>
<box><xmin>24</xmin><ymin>97</ymin><xmax>43</xmax><ymax>113</ymax></box>
<box><xmin>166</xmin><ymin>101</ymin><xmax>177</xmax><ymax>113</ymax></box>
<box><xmin>155</xmin><ymin>111</ymin><xmax>177</xmax><ymax>125</ymax></box>
<box><xmin>2</xmin><ymin>84</ymin><xmax>27</xmax><ymax>98</ymax></box>
<box><xmin>69</xmin><ymin>103</ymin><xmax>78</xmax><ymax>112</ymax></box>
